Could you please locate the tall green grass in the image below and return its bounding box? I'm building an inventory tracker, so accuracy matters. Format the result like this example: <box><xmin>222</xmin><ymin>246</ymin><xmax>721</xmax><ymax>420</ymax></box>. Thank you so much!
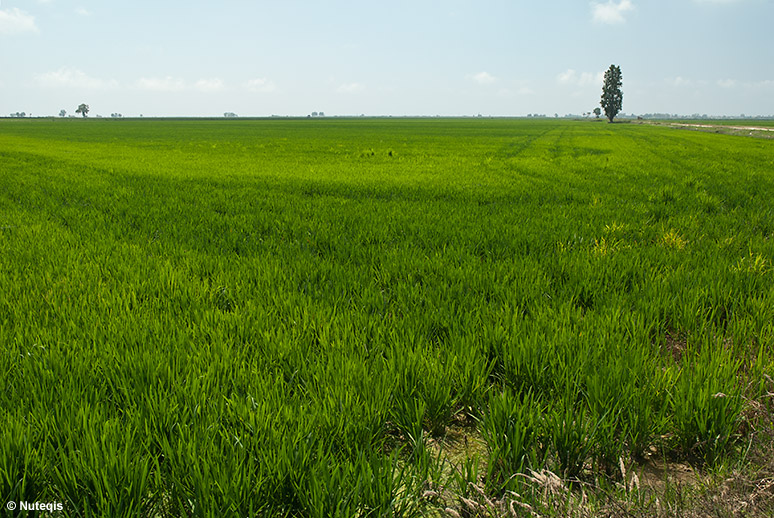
<box><xmin>1</xmin><ymin>118</ymin><xmax>772</xmax><ymax>515</ymax></box>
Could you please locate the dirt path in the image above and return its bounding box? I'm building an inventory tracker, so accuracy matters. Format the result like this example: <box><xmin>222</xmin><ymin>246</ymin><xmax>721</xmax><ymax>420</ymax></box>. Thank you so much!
<box><xmin>635</xmin><ymin>120</ymin><xmax>774</xmax><ymax>139</ymax></box>
<box><xmin>669</xmin><ymin>122</ymin><xmax>774</xmax><ymax>132</ymax></box>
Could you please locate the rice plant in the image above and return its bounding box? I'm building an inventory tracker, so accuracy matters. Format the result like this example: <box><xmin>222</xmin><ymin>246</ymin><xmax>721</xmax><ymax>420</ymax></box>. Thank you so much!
<box><xmin>0</xmin><ymin>117</ymin><xmax>771</xmax><ymax>515</ymax></box>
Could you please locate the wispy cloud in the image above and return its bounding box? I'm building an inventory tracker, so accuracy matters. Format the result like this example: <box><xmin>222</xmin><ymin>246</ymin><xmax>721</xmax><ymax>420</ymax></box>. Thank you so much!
<box><xmin>470</xmin><ymin>71</ymin><xmax>496</xmax><ymax>85</ymax></box>
<box><xmin>244</xmin><ymin>78</ymin><xmax>276</xmax><ymax>93</ymax></box>
<box><xmin>336</xmin><ymin>82</ymin><xmax>364</xmax><ymax>93</ymax></box>
<box><xmin>0</xmin><ymin>7</ymin><xmax>38</xmax><ymax>35</ymax></box>
<box><xmin>75</xmin><ymin>7</ymin><xmax>91</xmax><ymax>17</ymax></box>
<box><xmin>666</xmin><ymin>76</ymin><xmax>695</xmax><ymax>87</ymax></box>
<box><xmin>557</xmin><ymin>69</ymin><xmax>604</xmax><ymax>87</ymax></box>
<box><xmin>135</xmin><ymin>76</ymin><xmax>187</xmax><ymax>92</ymax></box>
<box><xmin>134</xmin><ymin>77</ymin><xmax>228</xmax><ymax>93</ymax></box>
<box><xmin>37</xmin><ymin>67</ymin><xmax>118</xmax><ymax>89</ymax></box>
<box><xmin>715</xmin><ymin>78</ymin><xmax>774</xmax><ymax>89</ymax></box>
<box><xmin>717</xmin><ymin>79</ymin><xmax>737</xmax><ymax>88</ymax></box>
<box><xmin>591</xmin><ymin>0</ymin><xmax>635</xmax><ymax>24</ymax></box>
<box><xmin>194</xmin><ymin>78</ymin><xmax>224</xmax><ymax>93</ymax></box>
<box><xmin>665</xmin><ymin>76</ymin><xmax>773</xmax><ymax>90</ymax></box>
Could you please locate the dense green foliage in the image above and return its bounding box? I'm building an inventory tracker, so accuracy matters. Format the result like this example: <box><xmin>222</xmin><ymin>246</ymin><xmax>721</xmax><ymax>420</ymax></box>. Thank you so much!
<box><xmin>1</xmin><ymin>118</ymin><xmax>772</xmax><ymax>516</ymax></box>
<box><xmin>601</xmin><ymin>65</ymin><xmax>623</xmax><ymax>123</ymax></box>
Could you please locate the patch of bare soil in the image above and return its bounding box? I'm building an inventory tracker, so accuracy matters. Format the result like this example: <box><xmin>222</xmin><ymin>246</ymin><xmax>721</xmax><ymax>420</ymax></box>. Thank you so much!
<box><xmin>662</xmin><ymin>328</ymin><xmax>688</xmax><ymax>363</ymax></box>
<box><xmin>423</xmin><ymin>374</ymin><xmax>774</xmax><ymax>517</ymax></box>
<box><xmin>638</xmin><ymin>455</ymin><xmax>699</xmax><ymax>491</ymax></box>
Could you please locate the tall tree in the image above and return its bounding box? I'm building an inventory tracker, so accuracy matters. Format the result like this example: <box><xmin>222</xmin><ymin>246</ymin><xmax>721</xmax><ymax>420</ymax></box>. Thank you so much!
<box><xmin>600</xmin><ymin>65</ymin><xmax>623</xmax><ymax>123</ymax></box>
<box><xmin>75</xmin><ymin>103</ymin><xmax>89</xmax><ymax>118</ymax></box>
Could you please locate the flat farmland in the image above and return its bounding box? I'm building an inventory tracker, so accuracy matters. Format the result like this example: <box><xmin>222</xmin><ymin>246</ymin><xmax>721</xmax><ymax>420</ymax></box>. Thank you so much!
<box><xmin>1</xmin><ymin>118</ymin><xmax>773</xmax><ymax>516</ymax></box>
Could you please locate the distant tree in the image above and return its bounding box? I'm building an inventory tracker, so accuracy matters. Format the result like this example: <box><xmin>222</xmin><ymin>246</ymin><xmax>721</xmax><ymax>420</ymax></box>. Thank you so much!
<box><xmin>75</xmin><ymin>103</ymin><xmax>89</xmax><ymax>118</ymax></box>
<box><xmin>593</xmin><ymin>107</ymin><xmax>601</xmax><ymax>119</ymax></box>
<box><xmin>223</xmin><ymin>112</ymin><xmax>237</xmax><ymax>118</ymax></box>
<box><xmin>318</xmin><ymin>111</ymin><xmax>325</xmax><ymax>117</ymax></box>
<box><xmin>600</xmin><ymin>65</ymin><xmax>623</xmax><ymax>123</ymax></box>
<box><xmin>59</xmin><ymin>109</ymin><xmax>67</xmax><ymax>117</ymax></box>
<box><xmin>311</xmin><ymin>112</ymin><xmax>318</xmax><ymax>117</ymax></box>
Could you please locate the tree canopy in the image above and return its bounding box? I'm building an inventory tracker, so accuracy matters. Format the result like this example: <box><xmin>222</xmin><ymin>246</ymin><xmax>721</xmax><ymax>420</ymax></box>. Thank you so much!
<box><xmin>75</xmin><ymin>103</ymin><xmax>90</xmax><ymax>118</ymax></box>
<box><xmin>601</xmin><ymin>65</ymin><xmax>623</xmax><ymax>123</ymax></box>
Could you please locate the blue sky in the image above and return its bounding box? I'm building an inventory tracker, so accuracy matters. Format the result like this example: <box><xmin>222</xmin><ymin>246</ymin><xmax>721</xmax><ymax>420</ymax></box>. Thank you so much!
<box><xmin>1</xmin><ymin>0</ymin><xmax>772</xmax><ymax>117</ymax></box>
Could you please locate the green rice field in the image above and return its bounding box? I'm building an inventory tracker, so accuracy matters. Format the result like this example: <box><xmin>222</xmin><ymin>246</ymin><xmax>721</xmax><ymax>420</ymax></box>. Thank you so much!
<box><xmin>1</xmin><ymin>118</ymin><xmax>773</xmax><ymax>516</ymax></box>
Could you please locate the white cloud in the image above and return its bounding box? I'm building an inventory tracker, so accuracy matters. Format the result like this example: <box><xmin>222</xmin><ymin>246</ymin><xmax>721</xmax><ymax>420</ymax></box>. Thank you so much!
<box><xmin>470</xmin><ymin>71</ymin><xmax>496</xmax><ymax>85</ymax></box>
<box><xmin>0</xmin><ymin>7</ymin><xmax>38</xmax><ymax>35</ymax></box>
<box><xmin>336</xmin><ymin>82</ymin><xmax>364</xmax><ymax>93</ymax></box>
<box><xmin>717</xmin><ymin>79</ymin><xmax>737</xmax><ymax>88</ymax></box>
<box><xmin>591</xmin><ymin>0</ymin><xmax>635</xmax><ymax>24</ymax></box>
<box><xmin>135</xmin><ymin>76</ymin><xmax>187</xmax><ymax>92</ymax></box>
<box><xmin>194</xmin><ymin>78</ymin><xmax>224</xmax><ymax>92</ymax></box>
<box><xmin>75</xmin><ymin>7</ymin><xmax>91</xmax><ymax>16</ymax></box>
<box><xmin>667</xmin><ymin>76</ymin><xmax>693</xmax><ymax>87</ymax></box>
<box><xmin>244</xmin><ymin>78</ymin><xmax>276</xmax><ymax>93</ymax></box>
<box><xmin>558</xmin><ymin>69</ymin><xmax>604</xmax><ymax>87</ymax></box>
<box><xmin>557</xmin><ymin>69</ymin><xmax>576</xmax><ymax>84</ymax></box>
<box><xmin>37</xmin><ymin>67</ymin><xmax>118</xmax><ymax>90</ymax></box>
<box><xmin>715</xmin><ymin>78</ymin><xmax>774</xmax><ymax>89</ymax></box>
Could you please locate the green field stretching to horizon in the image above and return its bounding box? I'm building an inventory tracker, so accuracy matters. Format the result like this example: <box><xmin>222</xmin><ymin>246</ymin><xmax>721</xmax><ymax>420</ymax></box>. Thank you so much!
<box><xmin>1</xmin><ymin>118</ymin><xmax>773</xmax><ymax>516</ymax></box>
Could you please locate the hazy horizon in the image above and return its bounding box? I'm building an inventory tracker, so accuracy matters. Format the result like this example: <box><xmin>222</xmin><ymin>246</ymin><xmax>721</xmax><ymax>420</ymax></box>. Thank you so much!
<box><xmin>2</xmin><ymin>0</ymin><xmax>773</xmax><ymax>118</ymax></box>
